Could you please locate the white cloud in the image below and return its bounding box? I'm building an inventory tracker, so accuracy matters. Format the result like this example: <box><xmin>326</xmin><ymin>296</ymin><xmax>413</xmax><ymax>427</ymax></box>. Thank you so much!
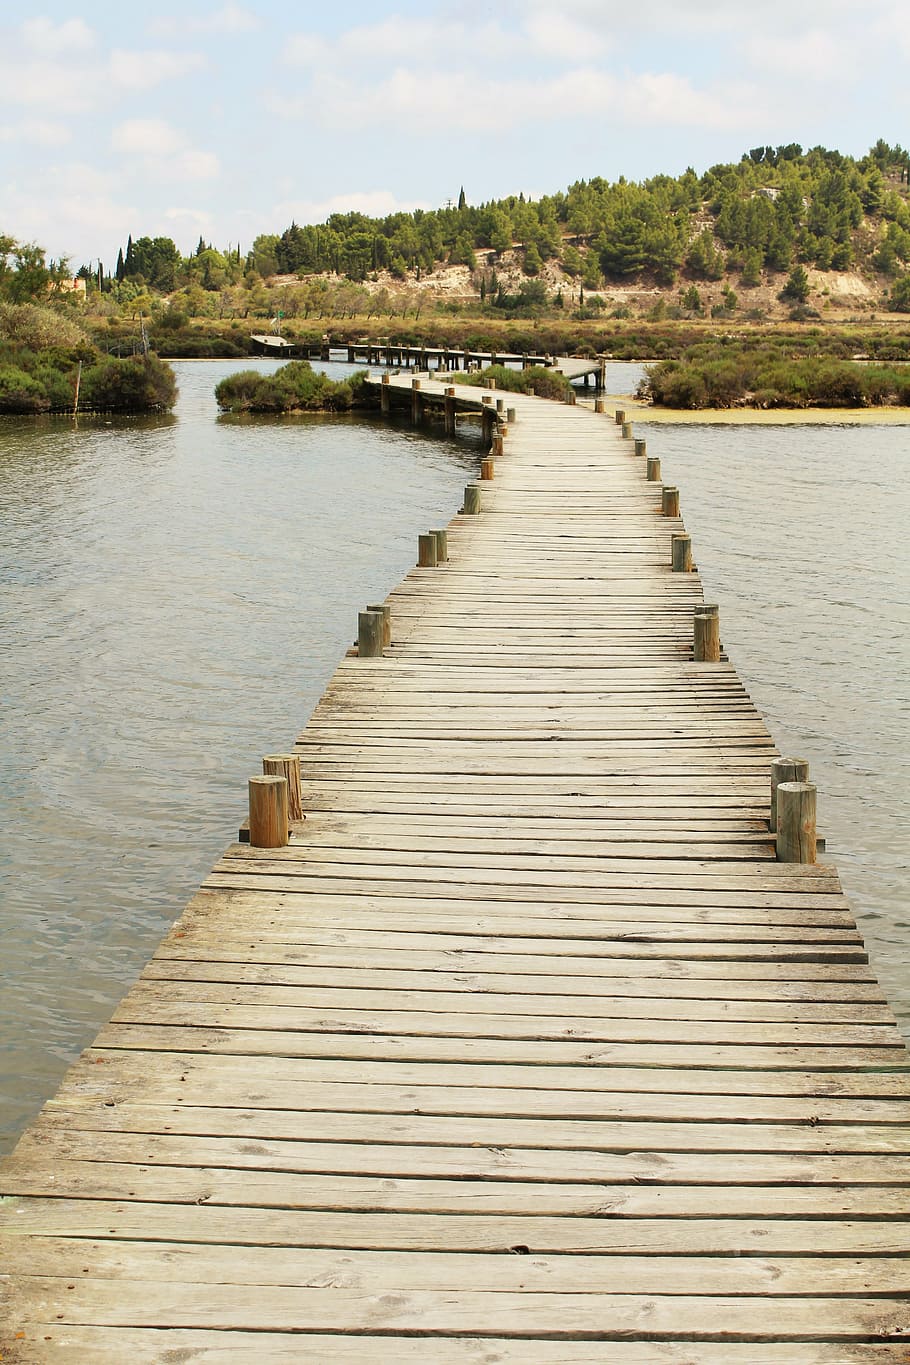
<box><xmin>112</xmin><ymin>119</ymin><xmax>219</xmax><ymax>181</ymax></box>
<box><xmin>0</xmin><ymin>119</ymin><xmax>72</xmax><ymax>147</ymax></box>
<box><xmin>3</xmin><ymin>166</ymin><xmax>136</xmax><ymax>263</ymax></box>
<box><xmin>148</xmin><ymin>6</ymin><xmax>261</xmax><ymax>37</ymax></box>
<box><xmin>20</xmin><ymin>17</ymin><xmax>95</xmax><ymax>53</ymax></box>
<box><xmin>271</xmin><ymin>189</ymin><xmax>432</xmax><ymax>225</ymax></box>
<box><xmin>164</xmin><ymin>206</ymin><xmax>216</xmax><ymax>232</ymax></box>
<box><xmin>108</xmin><ymin>48</ymin><xmax>206</xmax><ymax>91</ymax></box>
<box><xmin>270</xmin><ymin>63</ymin><xmax>752</xmax><ymax>135</ymax></box>
<box><xmin>523</xmin><ymin>12</ymin><xmax>609</xmax><ymax>60</ymax></box>
<box><xmin>285</xmin><ymin>17</ymin><xmax>514</xmax><ymax>69</ymax></box>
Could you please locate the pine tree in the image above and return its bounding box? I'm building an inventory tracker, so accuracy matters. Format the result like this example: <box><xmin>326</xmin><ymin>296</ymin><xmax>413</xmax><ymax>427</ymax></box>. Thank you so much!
<box><xmin>457</xmin><ymin>186</ymin><xmax>466</xmax><ymax>211</ymax></box>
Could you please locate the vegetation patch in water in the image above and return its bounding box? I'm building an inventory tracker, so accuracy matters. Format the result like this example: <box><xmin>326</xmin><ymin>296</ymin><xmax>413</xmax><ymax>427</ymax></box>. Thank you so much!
<box><xmin>639</xmin><ymin>342</ymin><xmax>910</xmax><ymax>409</ymax></box>
<box><xmin>451</xmin><ymin>364</ymin><xmax>573</xmax><ymax>401</ymax></box>
<box><xmin>0</xmin><ymin>302</ymin><xmax>176</xmax><ymax>414</ymax></box>
<box><xmin>215</xmin><ymin>361</ymin><xmax>374</xmax><ymax>413</ymax></box>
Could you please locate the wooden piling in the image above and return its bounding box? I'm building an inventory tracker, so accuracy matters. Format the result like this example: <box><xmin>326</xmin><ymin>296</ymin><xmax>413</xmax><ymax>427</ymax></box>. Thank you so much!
<box><xmin>431</xmin><ymin>529</ymin><xmax>448</xmax><ymax>562</ymax></box>
<box><xmin>647</xmin><ymin>456</ymin><xmax>661</xmax><ymax>482</ymax></box>
<box><xmin>262</xmin><ymin>754</ymin><xmax>303</xmax><ymax>823</ymax></box>
<box><xmin>693</xmin><ymin>609</ymin><xmax>721</xmax><ymax>662</ymax></box>
<box><xmin>671</xmin><ymin>534</ymin><xmax>692</xmax><ymax>572</ymax></box>
<box><xmin>622</xmin><ymin>421</ymin><xmax>632</xmax><ymax>438</ymax></box>
<box><xmin>248</xmin><ymin>775</ymin><xmax>288</xmax><ymax>849</ymax></box>
<box><xmin>661</xmin><ymin>486</ymin><xmax>680</xmax><ymax>516</ymax></box>
<box><xmin>634</xmin><ymin>438</ymin><xmax>647</xmax><ymax>457</ymax></box>
<box><xmin>366</xmin><ymin>602</ymin><xmax>392</xmax><ymax>648</ymax></box>
<box><xmin>594</xmin><ymin>398</ymin><xmax>605</xmax><ymax>413</ymax></box>
<box><xmin>776</xmin><ymin>781</ymin><xmax>818</xmax><ymax>863</ymax></box>
<box><xmin>417</xmin><ymin>533</ymin><xmax>438</xmax><ymax>567</ymax></box>
<box><xmin>566</xmin><ymin>391</ymin><xmax>576</xmax><ymax>405</ymax></box>
<box><xmin>462</xmin><ymin>484</ymin><xmax>481</xmax><ymax>514</ymax></box>
<box><xmin>480</xmin><ymin>457</ymin><xmax>495</xmax><ymax>480</ymax></box>
<box><xmin>380</xmin><ymin>373</ymin><xmax>390</xmax><ymax>415</ymax></box>
<box><xmin>507</xmin><ymin>406</ymin><xmax>516</xmax><ymax>423</ymax></box>
<box><xmin>770</xmin><ymin>756</ymin><xmax>810</xmax><ymax>832</ymax></box>
<box><xmin>496</xmin><ymin>398</ymin><xmax>504</xmax><ymax>413</ymax></box>
<box><xmin>357</xmin><ymin>608</ymin><xmax>384</xmax><ymax>657</ymax></box>
<box><xmin>615</xmin><ymin>408</ymin><xmax>625</xmax><ymax>425</ymax></box>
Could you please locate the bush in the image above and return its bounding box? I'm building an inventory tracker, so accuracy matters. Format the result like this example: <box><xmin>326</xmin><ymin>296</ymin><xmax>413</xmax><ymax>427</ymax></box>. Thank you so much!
<box><xmin>452</xmin><ymin>363</ymin><xmax>573</xmax><ymax>402</ymax></box>
<box><xmin>214</xmin><ymin>361</ymin><xmax>372</xmax><ymax>413</ymax></box>
<box><xmin>80</xmin><ymin>354</ymin><xmax>177</xmax><ymax>410</ymax></box>
<box><xmin>640</xmin><ymin>343</ymin><xmax>908</xmax><ymax>409</ymax></box>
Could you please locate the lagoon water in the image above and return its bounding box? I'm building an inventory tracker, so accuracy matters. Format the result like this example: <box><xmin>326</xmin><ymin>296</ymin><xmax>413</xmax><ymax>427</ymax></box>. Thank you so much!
<box><xmin>1</xmin><ymin>359</ymin><xmax>907</xmax><ymax>1154</ymax></box>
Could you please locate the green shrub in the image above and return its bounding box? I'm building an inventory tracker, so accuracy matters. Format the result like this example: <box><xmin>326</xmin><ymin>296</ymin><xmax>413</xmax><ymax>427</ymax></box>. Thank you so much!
<box><xmin>451</xmin><ymin>363</ymin><xmax>573</xmax><ymax>401</ymax></box>
<box><xmin>80</xmin><ymin>354</ymin><xmax>177</xmax><ymax>410</ymax></box>
<box><xmin>214</xmin><ymin>361</ymin><xmax>372</xmax><ymax>413</ymax></box>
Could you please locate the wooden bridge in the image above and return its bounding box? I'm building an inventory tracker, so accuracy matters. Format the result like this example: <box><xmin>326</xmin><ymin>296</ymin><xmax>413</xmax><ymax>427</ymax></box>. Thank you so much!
<box><xmin>2</xmin><ymin>375</ymin><xmax>909</xmax><ymax>1361</ymax></box>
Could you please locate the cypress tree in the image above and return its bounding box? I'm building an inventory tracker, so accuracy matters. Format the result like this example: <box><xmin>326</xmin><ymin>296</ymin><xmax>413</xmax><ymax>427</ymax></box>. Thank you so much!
<box><xmin>115</xmin><ymin>247</ymin><xmax>124</xmax><ymax>282</ymax></box>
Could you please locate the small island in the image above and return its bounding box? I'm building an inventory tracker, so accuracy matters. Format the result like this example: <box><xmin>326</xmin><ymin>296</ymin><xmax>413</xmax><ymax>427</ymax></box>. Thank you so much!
<box><xmin>214</xmin><ymin>361</ymin><xmax>374</xmax><ymax>413</ymax></box>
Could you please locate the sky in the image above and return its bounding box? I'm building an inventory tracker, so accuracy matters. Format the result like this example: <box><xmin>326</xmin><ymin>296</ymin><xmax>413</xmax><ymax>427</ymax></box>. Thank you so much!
<box><xmin>2</xmin><ymin>0</ymin><xmax>909</xmax><ymax>271</ymax></box>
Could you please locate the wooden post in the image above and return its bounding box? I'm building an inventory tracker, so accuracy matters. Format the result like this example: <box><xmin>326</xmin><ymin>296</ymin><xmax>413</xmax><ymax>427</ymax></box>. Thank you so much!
<box><xmin>614</xmin><ymin>408</ymin><xmax>625</xmax><ymax>425</ymax></box>
<box><xmin>496</xmin><ymin>398</ymin><xmax>504</xmax><ymax>413</ymax></box>
<box><xmin>693</xmin><ymin>610</ymin><xmax>721</xmax><ymax>662</ymax></box>
<box><xmin>490</xmin><ymin>433</ymin><xmax>503</xmax><ymax>456</ymax></box>
<box><xmin>507</xmin><ymin>406</ymin><xmax>516</xmax><ymax>423</ymax></box>
<box><xmin>380</xmin><ymin>373</ymin><xmax>390</xmax><ymax>415</ymax></box>
<box><xmin>527</xmin><ymin>386</ymin><xmax>535</xmax><ymax>397</ymax></box>
<box><xmin>621</xmin><ymin>421</ymin><xmax>632</xmax><ymax>439</ymax></box>
<box><xmin>444</xmin><ymin>394</ymin><xmax>456</xmax><ymax>435</ymax></box>
<box><xmin>431</xmin><ymin>529</ymin><xmax>448</xmax><ymax>562</ymax></box>
<box><xmin>418</xmin><ymin>533</ymin><xmax>438</xmax><ymax>567</ymax></box>
<box><xmin>482</xmin><ymin>409</ymin><xmax>495</xmax><ymax>445</ymax></box>
<box><xmin>366</xmin><ymin>602</ymin><xmax>391</xmax><ymax>648</ymax></box>
<box><xmin>594</xmin><ymin>398</ymin><xmax>605</xmax><ymax>413</ymax></box>
<box><xmin>776</xmin><ymin>782</ymin><xmax>817</xmax><ymax>863</ymax></box>
<box><xmin>634</xmin><ymin>438</ymin><xmax>647</xmax><ymax>457</ymax></box>
<box><xmin>770</xmin><ymin>757</ymin><xmax>810</xmax><ymax>832</ymax></box>
<box><xmin>671</xmin><ymin>534</ymin><xmax>692</xmax><ymax>572</ymax></box>
<box><xmin>248</xmin><ymin>775</ymin><xmax>288</xmax><ymax>849</ymax></box>
<box><xmin>262</xmin><ymin>754</ymin><xmax>303</xmax><ymax>822</ymax></box>
<box><xmin>661</xmin><ymin>486</ymin><xmax>680</xmax><ymax>515</ymax></box>
<box><xmin>358</xmin><ymin>609</ymin><xmax>384</xmax><ymax>656</ymax></box>
<box><xmin>480</xmin><ymin>457</ymin><xmax>495</xmax><ymax>480</ymax></box>
<box><xmin>411</xmin><ymin>377</ymin><xmax>421</xmax><ymax>425</ymax></box>
<box><xmin>566</xmin><ymin>390</ymin><xmax>576</xmax><ymax>405</ymax></box>
<box><xmin>487</xmin><ymin>378</ymin><xmax>496</xmax><ymax>390</ymax></box>
<box><xmin>463</xmin><ymin>484</ymin><xmax>481</xmax><ymax>514</ymax></box>
<box><xmin>647</xmin><ymin>456</ymin><xmax>661</xmax><ymax>482</ymax></box>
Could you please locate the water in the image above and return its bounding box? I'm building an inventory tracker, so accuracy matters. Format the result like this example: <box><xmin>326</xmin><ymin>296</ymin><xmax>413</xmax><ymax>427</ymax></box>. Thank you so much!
<box><xmin>0</xmin><ymin>359</ymin><xmax>478</xmax><ymax>1155</ymax></box>
<box><xmin>1</xmin><ymin>363</ymin><xmax>908</xmax><ymax>1156</ymax></box>
<box><xmin>637</xmin><ymin>422</ymin><xmax>910</xmax><ymax>1037</ymax></box>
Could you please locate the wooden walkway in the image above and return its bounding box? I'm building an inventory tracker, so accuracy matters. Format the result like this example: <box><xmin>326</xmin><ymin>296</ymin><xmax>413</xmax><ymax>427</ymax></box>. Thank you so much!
<box><xmin>2</xmin><ymin>380</ymin><xmax>909</xmax><ymax>1362</ymax></box>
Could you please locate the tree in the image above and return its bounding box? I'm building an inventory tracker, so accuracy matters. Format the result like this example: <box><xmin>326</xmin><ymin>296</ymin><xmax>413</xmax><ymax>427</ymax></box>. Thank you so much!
<box><xmin>780</xmin><ymin>265</ymin><xmax>810</xmax><ymax>302</ymax></box>
<box><xmin>457</xmin><ymin>186</ymin><xmax>466</xmax><ymax>211</ymax></box>
<box><xmin>685</xmin><ymin>228</ymin><xmax>725</xmax><ymax>279</ymax></box>
<box><xmin>523</xmin><ymin>242</ymin><xmax>542</xmax><ymax>275</ymax></box>
<box><xmin>740</xmin><ymin>248</ymin><xmax>762</xmax><ymax>286</ymax></box>
<box><xmin>888</xmin><ymin>273</ymin><xmax>910</xmax><ymax>311</ymax></box>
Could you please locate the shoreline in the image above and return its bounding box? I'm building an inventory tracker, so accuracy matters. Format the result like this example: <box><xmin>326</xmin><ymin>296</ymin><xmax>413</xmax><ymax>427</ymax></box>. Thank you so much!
<box><xmin>597</xmin><ymin>395</ymin><xmax>910</xmax><ymax>425</ymax></box>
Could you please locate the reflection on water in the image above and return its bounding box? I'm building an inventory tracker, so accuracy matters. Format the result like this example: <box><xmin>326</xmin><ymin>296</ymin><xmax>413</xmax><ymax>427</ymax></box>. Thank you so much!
<box><xmin>0</xmin><ymin>359</ymin><xmax>478</xmax><ymax>1153</ymax></box>
<box><xmin>1</xmin><ymin>368</ymin><xmax>907</xmax><ymax>1156</ymax></box>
